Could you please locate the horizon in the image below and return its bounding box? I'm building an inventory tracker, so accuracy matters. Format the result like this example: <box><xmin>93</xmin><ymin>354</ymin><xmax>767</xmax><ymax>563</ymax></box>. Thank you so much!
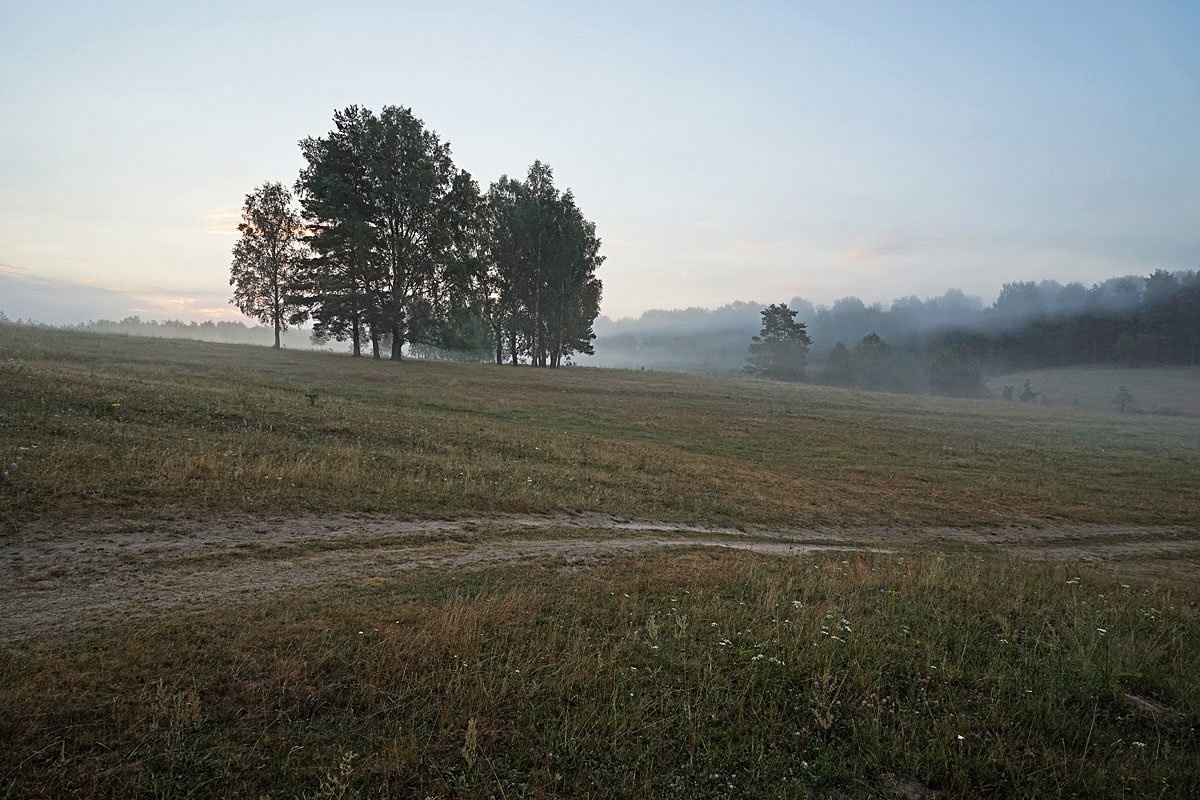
<box><xmin>0</xmin><ymin>266</ymin><xmax>1174</xmax><ymax>328</ymax></box>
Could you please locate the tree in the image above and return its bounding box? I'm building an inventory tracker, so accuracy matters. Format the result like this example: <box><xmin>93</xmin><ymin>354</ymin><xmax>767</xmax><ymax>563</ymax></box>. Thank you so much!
<box><xmin>823</xmin><ymin>341</ymin><xmax>855</xmax><ymax>386</ymax></box>
<box><xmin>366</xmin><ymin>106</ymin><xmax>482</xmax><ymax>360</ymax></box>
<box><xmin>483</xmin><ymin>162</ymin><xmax>603</xmax><ymax>367</ymax></box>
<box><xmin>744</xmin><ymin>303</ymin><xmax>812</xmax><ymax>381</ymax></box>
<box><xmin>851</xmin><ymin>332</ymin><xmax>901</xmax><ymax>392</ymax></box>
<box><xmin>294</xmin><ymin>106</ymin><xmax>482</xmax><ymax>361</ymax></box>
<box><xmin>229</xmin><ymin>182</ymin><xmax>306</xmax><ymax>348</ymax></box>
<box><xmin>1112</xmin><ymin>385</ymin><xmax>1135</xmax><ymax>412</ymax></box>
<box><xmin>927</xmin><ymin>348</ymin><xmax>987</xmax><ymax>397</ymax></box>
<box><xmin>295</xmin><ymin>106</ymin><xmax>384</xmax><ymax>357</ymax></box>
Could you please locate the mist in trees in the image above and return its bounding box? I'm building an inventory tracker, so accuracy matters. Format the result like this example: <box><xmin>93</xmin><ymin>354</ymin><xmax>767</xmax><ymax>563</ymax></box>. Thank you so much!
<box><xmin>230</xmin><ymin>105</ymin><xmax>603</xmax><ymax>366</ymax></box>
<box><xmin>588</xmin><ymin>270</ymin><xmax>1200</xmax><ymax>392</ymax></box>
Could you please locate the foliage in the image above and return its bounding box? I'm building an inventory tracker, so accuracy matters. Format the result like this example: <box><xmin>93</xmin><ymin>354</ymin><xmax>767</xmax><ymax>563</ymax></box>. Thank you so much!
<box><xmin>484</xmin><ymin>162</ymin><xmax>604</xmax><ymax>367</ymax></box>
<box><xmin>823</xmin><ymin>341</ymin><xmax>855</xmax><ymax>387</ymax></box>
<box><xmin>284</xmin><ymin>109</ymin><xmax>604</xmax><ymax>367</ymax></box>
<box><xmin>988</xmin><ymin>365</ymin><xmax>1200</xmax><ymax>417</ymax></box>
<box><xmin>228</xmin><ymin>182</ymin><xmax>307</xmax><ymax>348</ymax></box>
<box><xmin>292</xmin><ymin>105</ymin><xmax>482</xmax><ymax>361</ymax></box>
<box><xmin>592</xmin><ymin>270</ymin><xmax>1200</xmax><ymax>381</ymax></box>
<box><xmin>744</xmin><ymin>303</ymin><xmax>812</xmax><ymax>381</ymax></box>
<box><xmin>1113</xmin><ymin>385</ymin><xmax>1136</xmax><ymax>413</ymax></box>
<box><xmin>928</xmin><ymin>348</ymin><xmax>988</xmax><ymax>398</ymax></box>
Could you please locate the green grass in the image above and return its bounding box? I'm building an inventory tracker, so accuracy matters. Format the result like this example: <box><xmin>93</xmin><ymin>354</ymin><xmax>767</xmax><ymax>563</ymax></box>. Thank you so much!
<box><xmin>2</xmin><ymin>325</ymin><xmax>1199</xmax><ymax>529</ymax></box>
<box><xmin>990</xmin><ymin>365</ymin><xmax>1200</xmax><ymax>416</ymax></box>
<box><xmin>2</xmin><ymin>549</ymin><xmax>1196</xmax><ymax>799</ymax></box>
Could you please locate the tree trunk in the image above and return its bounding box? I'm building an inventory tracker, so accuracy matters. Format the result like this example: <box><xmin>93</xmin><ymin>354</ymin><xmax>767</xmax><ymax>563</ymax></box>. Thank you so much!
<box><xmin>351</xmin><ymin>313</ymin><xmax>362</xmax><ymax>357</ymax></box>
<box><xmin>273</xmin><ymin>320</ymin><xmax>281</xmax><ymax>349</ymax></box>
<box><xmin>371</xmin><ymin>333</ymin><xmax>380</xmax><ymax>359</ymax></box>
<box><xmin>391</xmin><ymin>324</ymin><xmax>403</xmax><ymax>360</ymax></box>
<box><xmin>508</xmin><ymin>315</ymin><xmax>518</xmax><ymax>365</ymax></box>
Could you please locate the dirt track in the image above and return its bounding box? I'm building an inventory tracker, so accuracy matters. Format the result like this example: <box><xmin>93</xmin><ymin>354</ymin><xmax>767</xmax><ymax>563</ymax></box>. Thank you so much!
<box><xmin>2</xmin><ymin>514</ymin><xmax>1197</xmax><ymax>641</ymax></box>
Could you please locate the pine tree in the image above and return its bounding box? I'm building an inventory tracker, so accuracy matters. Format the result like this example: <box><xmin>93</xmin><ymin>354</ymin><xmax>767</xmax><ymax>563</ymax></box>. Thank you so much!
<box><xmin>744</xmin><ymin>303</ymin><xmax>812</xmax><ymax>381</ymax></box>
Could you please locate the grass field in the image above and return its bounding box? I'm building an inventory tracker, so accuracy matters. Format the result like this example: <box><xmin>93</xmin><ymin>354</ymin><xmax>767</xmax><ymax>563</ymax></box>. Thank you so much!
<box><xmin>3</xmin><ymin>325</ymin><xmax>1199</xmax><ymax>529</ymax></box>
<box><xmin>989</xmin><ymin>365</ymin><xmax>1200</xmax><ymax>417</ymax></box>
<box><xmin>2</xmin><ymin>325</ymin><xmax>1198</xmax><ymax>798</ymax></box>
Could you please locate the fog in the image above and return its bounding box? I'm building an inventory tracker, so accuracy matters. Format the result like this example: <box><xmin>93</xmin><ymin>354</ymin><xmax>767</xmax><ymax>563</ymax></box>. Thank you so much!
<box><xmin>581</xmin><ymin>272</ymin><xmax>1189</xmax><ymax>376</ymax></box>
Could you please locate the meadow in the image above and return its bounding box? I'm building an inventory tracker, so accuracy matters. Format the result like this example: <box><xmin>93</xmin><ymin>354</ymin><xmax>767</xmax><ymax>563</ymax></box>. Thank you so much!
<box><xmin>2</xmin><ymin>325</ymin><xmax>1199</xmax><ymax>530</ymax></box>
<box><xmin>1</xmin><ymin>325</ymin><xmax>1198</xmax><ymax>798</ymax></box>
<box><xmin>989</xmin><ymin>365</ymin><xmax>1200</xmax><ymax>417</ymax></box>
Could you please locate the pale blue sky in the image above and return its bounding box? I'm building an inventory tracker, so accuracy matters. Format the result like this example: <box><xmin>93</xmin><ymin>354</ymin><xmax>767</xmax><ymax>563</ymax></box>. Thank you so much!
<box><xmin>1</xmin><ymin>1</ymin><xmax>1197</xmax><ymax>323</ymax></box>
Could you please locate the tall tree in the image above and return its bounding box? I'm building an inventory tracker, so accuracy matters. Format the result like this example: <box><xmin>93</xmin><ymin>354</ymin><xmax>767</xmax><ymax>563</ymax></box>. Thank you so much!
<box><xmin>483</xmin><ymin>176</ymin><xmax>526</xmax><ymax>365</ymax></box>
<box><xmin>295</xmin><ymin>106</ymin><xmax>482</xmax><ymax>360</ymax></box>
<box><xmin>229</xmin><ymin>182</ymin><xmax>306</xmax><ymax>348</ymax></box>
<box><xmin>365</xmin><ymin>106</ymin><xmax>481</xmax><ymax>360</ymax></box>
<box><xmin>744</xmin><ymin>303</ymin><xmax>812</xmax><ymax>381</ymax></box>
<box><xmin>295</xmin><ymin>106</ymin><xmax>383</xmax><ymax>357</ymax></box>
<box><xmin>484</xmin><ymin>162</ymin><xmax>603</xmax><ymax>367</ymax></box>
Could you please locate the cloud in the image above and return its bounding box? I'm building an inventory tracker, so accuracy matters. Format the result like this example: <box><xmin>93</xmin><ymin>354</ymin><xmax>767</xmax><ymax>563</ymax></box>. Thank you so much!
<box><xmin>605</xmin><ymin>237</ymin><xmax>635</xmax><ymax>247</ymax></box>
<box><xmin>726</xmin><ymin>238</ymin><xmax>797</xmax><ymax>250</ymax></box>
<box><xmin>204</xmin><ymin>208</ymin><xmax>241</xmax><ymax>236</ymax></box>
<box><xmin>0</xmin><ymin>266</ymin><xmax>245</xmax><ymax>324</ymax></box>
<box><xmin>833</xmin><ymin>234</ymin><xmax>912</xmax><ymax>265</ymax></box>
<box><xmin>833</xmin><ymin>233</ymin><xmax>948</xmax><ymax>265</ymax></box>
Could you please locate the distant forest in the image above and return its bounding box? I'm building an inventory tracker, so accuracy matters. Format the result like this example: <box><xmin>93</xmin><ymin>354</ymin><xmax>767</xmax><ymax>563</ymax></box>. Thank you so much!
<box><xmin>588</xmin><ymin>269</ymin><xmax>1200</xmax><ymax>388</ymax></box>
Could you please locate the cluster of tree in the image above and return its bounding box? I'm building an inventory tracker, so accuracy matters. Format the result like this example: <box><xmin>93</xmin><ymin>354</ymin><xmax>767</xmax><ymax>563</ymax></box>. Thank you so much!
<box><xmin>930</xmin><ymin>270</ymin><xmax>1200</xmax><ymax>371</ymax></box>
<box><xmin>743</xmin><ymin>308</ymin><xmax>985</xmax><ymax>398</ymax></box>
<box><xmin>230</xmin><ymin>105</ymin><xmax>603</xmax><ymax>365</ymax></box>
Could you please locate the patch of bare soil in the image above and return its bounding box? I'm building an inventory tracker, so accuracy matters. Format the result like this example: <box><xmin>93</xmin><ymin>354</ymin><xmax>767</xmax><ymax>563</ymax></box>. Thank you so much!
<box><xmin>1</xmin><ymin>514</ymin><xmax>1194</xmax><ymax>641</ymax></box>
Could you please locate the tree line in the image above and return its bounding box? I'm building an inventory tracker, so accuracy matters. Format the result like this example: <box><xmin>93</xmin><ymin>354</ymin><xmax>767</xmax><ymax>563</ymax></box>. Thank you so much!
<box><xmin>740</xmin><ymin>268</ymin><xmax>1199</xmax><ymax>397</ymax></box>
<box><xmin>229</xmin><ymin>106</ymin><xmax>603</xmax><ymax>366</ymax></box>
<box><xmin>591</xmin><ymin>270</ymin><xmax>1199</xmax><ymax>382</ymax></box>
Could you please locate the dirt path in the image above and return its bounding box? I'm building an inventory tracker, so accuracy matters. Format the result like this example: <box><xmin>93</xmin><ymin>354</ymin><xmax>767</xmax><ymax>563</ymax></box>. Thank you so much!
<box><xmin>2</xmin><ymin>514</ymin><xmax>1196</xmax><ymax>642</ymax></box>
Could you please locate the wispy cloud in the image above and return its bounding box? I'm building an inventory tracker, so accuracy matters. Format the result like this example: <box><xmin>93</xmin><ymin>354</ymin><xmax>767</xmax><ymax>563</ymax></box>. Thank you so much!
<box><xmin>726</xmin><ymin>238</ymin><xmax>796</xmax><ymax>250</ymax></box>
<box><xmin>0</xmin><ymin>266</ymin><xmax>245</xmax><ymax>324</ymax></box>
<box><xmin>204</xmin><ymin>208</ymin><xmax>241</xmax><ymax>236</ymax></box>
<box><xmin>833</xmin><ymin>233</ymin><xmax>948</xmax><ymax>265</ymax></box>
<box><xmin>605</xmin><ymin>237</ymin><xmax>635</xmax><ymax>247</ymax></box>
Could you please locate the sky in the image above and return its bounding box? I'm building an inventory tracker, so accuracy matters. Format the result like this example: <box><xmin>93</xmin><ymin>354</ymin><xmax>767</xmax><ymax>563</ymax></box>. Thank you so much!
<box><xmin>1</xmin><ymin>0</ymin><xmax>1198</xmax><ymax>324</ymax></box>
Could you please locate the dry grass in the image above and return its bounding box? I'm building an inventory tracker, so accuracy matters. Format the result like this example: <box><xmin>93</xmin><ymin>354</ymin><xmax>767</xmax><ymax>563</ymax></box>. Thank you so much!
<box><xmin>990</xmin><ymin>365</ymin><xmax>1200</xmax><ymax>416</ymax></box>
<box><xmin>1</xmin><ymin>549</ymin><xmax>1196</xmax><ymax>798</ymax></box>
<box><xmin>2</xmin><ymin>326</ymin><xmax>1199</xmax><ymax>798</ymax></box>
<box><xmin>2</xmin><ymin>325</ymin><xmax>1199</xmax><ymax>529</ymax></box>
